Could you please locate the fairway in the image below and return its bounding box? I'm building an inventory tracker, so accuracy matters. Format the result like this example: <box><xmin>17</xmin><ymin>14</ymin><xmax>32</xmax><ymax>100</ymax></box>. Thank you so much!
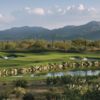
<box><xmin>0</xmin><ymin>51</ymin><xmax>100</xmax><ymax>68</ymax></box>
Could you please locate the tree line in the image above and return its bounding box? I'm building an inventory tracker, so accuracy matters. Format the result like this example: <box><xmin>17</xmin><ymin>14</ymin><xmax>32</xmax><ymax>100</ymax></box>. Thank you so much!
<box><xmin>0</xmin><ymin>39</ymin><xmax>100</xmax><ymax>52</ymax></box>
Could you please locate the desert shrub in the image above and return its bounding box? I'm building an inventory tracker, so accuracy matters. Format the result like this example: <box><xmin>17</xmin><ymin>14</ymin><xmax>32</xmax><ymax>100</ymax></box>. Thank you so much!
<box><xmin>13</xmin><ymin>87</ymin><xmax>26</xmax><ymax>98</ymax></box>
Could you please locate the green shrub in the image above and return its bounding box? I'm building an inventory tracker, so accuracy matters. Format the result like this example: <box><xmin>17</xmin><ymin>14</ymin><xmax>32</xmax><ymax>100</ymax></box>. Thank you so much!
<box><xmin>14</xmin><ymin>79</ymin><xmax>28</xmax><ymax>88</ymax></box>
<box><xmin>23</xmin><ymin>93</ymin><xmax>35</xmax><ymax>100</ymax></box>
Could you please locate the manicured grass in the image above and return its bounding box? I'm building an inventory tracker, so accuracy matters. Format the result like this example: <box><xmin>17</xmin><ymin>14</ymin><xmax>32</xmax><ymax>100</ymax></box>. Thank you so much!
<box><xmin>0</xmin><ymin>51</ymin><xmax>100</xmax><ymax>68</ymax></box>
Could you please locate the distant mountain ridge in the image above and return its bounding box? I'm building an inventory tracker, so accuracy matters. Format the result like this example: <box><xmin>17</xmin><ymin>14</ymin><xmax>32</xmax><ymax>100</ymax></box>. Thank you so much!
<box><xmin>0</xmin><ymin>21</ymin><xmax>100</xmax><ymax>40</ymax></box>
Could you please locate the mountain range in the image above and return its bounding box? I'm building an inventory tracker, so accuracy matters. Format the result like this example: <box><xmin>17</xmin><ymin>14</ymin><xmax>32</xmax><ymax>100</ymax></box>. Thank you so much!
<box><xmin>0</xmin><ymin>21</ymin><xmax>100</xmax><ymax>40</ymax></box>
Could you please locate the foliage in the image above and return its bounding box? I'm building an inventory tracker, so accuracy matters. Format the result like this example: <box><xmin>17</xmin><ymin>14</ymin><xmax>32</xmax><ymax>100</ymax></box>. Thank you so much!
<box><xmin>23</xmin><ymin>93</ymin><xmax>35</xmax><ymax>100</ymax></box>
<box><xmin>13</xmin><ymin>87</ymin><xmax>26</xmax><ymax>97</ymax></box>
<box><xmin>0</xmin><ymin>39</ymin><xmax>99</xmax><ymax>52</ymax></box>
<box><xmin>83</xmin><ymin>90</ymin><xmax>100</xmax><ymax>100</ymax></box>
<box><xmin>14</xmin><ymin>79</ymin><xmax>28</xmax><ymax>88</ymax></box>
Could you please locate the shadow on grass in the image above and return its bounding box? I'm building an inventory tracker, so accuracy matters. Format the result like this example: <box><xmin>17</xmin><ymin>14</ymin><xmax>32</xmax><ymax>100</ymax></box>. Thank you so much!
<box><xmin>1</xmin><ymin>49</ymin><xmax>67</xmax><ymax>54</ymax></box>
<box><xmin>32</xmin><ymin>58</ymin><xmax>64</xmax><ymax>64</ymax></box>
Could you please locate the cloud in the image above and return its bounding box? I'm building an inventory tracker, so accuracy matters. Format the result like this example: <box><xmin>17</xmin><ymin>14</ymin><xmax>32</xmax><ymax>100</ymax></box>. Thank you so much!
<box><xmin>47</xmin><ymin>10</ymin><xmax>54</xmax><ymax>14</ymax></box>
<box><xmin>25</xmin><ymin>7</ymin><xmax>45</xmax><ymax>15</ymax></box>
<box><xmin>61</xmin><ymin>10</ymin><xmax>66</xmax><ymax>15</ymax></box>
<box><xmin>88</xmin><ymin>7</ymin><xmax>98</xmax><ymax>18</ymax></box>
<box><xmin>25</xmin><ymin>7</ymin><xmax>31</xmax><ymax>11</ymax></box>
<box><xmin>57</xmin><ymin>8</ymin><xmax>66</xmax><ymax>15</ymax></box>
<box><xmin>58</xmin><ymin>8</ymin><xmax>63</xmax><ymax>12</ymax></box>
<box><xmin>67</xmin><ymin>6</ymin><xmax>72</xmax><ymax>11</ymax></box>
<box><xmin>32</xmin><ymin>8</ymin><xmax>45</xmax><ymax>15</ymax></box>
<box><xmin>88</xmin><ymin>7</ymin><xmax>97</xmax><ymax>12</ymax></box>
<box><xmin>66</xmin><ymin>4</ymin><xmax>85</xmax><ymax>11</ymax></box>
<box><xmin>78</xmin><ymin>4</ymin><xmax>85</xmax><ymax>11</ymax></box>
<box><xmin>24</xmin><ymin>4</ymin><xmax>98</xmax><ymax>18</ymax></box>
<box><xmin>0</xmin><ymin>13</ymin><xmax>15</xmax><ymax>24</ymax></box>
<box><xmin>0</xmin><ymin>14</ymin><xmax>3</xmax><ymax>18</ymax></box>
<box><xmin>65</xmin><ymin>4</ymin><xmax>97</xmax><ymax>16</ymax></box>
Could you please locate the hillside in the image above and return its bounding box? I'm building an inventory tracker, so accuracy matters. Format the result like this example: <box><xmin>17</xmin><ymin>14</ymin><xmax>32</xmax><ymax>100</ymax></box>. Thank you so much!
<box><xmin>0</xmin><ymin>21</ymin><xmax>100</xmax><ymax>40</ymax></box>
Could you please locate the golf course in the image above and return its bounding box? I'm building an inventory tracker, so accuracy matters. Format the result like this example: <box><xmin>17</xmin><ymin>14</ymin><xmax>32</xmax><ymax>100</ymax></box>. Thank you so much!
<box><xmin>0</xmin><ymin>51</ymin><xmax>100</xmax><ymax>68</ymax></box>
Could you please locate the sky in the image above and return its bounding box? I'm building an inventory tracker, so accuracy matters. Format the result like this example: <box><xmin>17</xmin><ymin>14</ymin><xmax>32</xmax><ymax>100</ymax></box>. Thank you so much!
<box><xmin>0</xmin><ymin>0</ymin><xmax>100</xmax><ymax>30</ymax></box>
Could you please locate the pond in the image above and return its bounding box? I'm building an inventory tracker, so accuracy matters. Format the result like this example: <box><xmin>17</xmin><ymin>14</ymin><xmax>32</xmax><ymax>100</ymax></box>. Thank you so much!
<box><xmin>12</xmin><ymin>70</ymin><xmax>100</xmax><ymax>78</ymax></box>
<box><xmin>46</xmin><ymin>70</ymin><xmax>100</xmax><ymax>77</ymax></box>
<box><xmin>32</xmin><ymin>70</ymin><xmax>100</xmax><ymax>77</ymax></box>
